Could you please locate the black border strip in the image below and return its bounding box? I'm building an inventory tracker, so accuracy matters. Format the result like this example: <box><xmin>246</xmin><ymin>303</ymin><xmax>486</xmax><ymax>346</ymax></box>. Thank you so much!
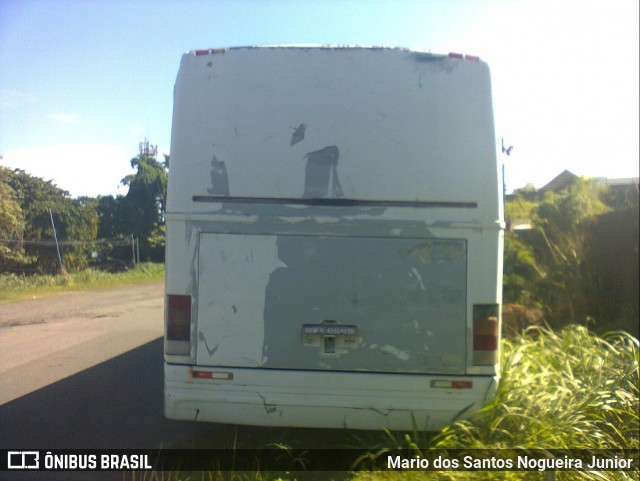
<box><xmin>193</xmin><ymin>195</ymin><xmax>477</xmax><ymax>209</ymax></box>
<box><xmin>2</xmin><ymin>449</ymin><xmax>637</xmax><ymax>472</ymax></box>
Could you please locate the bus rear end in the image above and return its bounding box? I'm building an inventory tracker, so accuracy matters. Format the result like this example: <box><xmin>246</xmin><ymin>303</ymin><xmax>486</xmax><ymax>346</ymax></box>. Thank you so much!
<box><xmin>164</xmin><ymin>46</ymin><xmax>503</xmax><ymax>430</ymax></box>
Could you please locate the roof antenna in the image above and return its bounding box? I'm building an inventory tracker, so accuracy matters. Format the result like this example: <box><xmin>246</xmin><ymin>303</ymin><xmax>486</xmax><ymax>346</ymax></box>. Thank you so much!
<box><xmin>502</xmin><ymin>138</ymin><xmax>513</xmax><ymax>156</ymax></box>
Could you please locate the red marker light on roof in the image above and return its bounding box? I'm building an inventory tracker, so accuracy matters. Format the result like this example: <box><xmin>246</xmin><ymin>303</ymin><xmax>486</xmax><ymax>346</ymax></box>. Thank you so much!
<box><xmin>449</xmin><ymin>52</ymin><xmax>480</xmax><ymax>62</ymax></box>
<box><xmin>194</xmin><ymin>48</ymin><xmax>226</xmax><ymax>56</ymax></box>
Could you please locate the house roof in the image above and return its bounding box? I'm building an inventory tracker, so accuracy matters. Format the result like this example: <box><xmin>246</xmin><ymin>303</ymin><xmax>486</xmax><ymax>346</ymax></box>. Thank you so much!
<box><xmin>540</xmin><ymin>170</ymin><xmax>579</xmax><ymax>193</ymax></box>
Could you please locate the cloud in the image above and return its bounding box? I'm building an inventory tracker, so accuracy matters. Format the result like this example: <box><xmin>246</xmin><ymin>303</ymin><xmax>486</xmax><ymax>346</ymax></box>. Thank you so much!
<box><xmin>48</xmin><ymin>113</ymin><xmax>79</xmax><ymax>125</ymax></box>
<box><xmin>0</xmin><ymin>90</ymin><xmax>37</xmax><ymax>108</ymax></box>
<box><xmin>1</xmin><ymin>144</ymin><xmax>134</xmax><ymax>197</ymax></box>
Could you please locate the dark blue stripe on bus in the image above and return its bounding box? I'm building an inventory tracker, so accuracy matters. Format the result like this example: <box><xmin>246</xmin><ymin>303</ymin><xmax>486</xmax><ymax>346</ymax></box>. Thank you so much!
<box><xmin>192</xmin><ymin>195</ymin><xmax>478</xmax><ymax>209</ymax></box>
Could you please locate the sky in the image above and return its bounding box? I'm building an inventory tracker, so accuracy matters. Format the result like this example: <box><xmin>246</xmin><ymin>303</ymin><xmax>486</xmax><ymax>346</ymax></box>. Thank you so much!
<box><xmin>1</xmin><ymin>0</ymin><xmax>638</xmax><ymax>197</ymax></box>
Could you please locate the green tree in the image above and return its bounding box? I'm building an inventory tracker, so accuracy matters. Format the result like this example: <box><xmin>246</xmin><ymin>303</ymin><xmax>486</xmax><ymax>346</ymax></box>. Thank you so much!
<box><xmin>503</xmin><ymin>194</ymin><xmax>543</xmax><ymax>306</ymax></box>
<box><xmin>0</xmin><ymin>172</ymin><xmax>33</xmax><ymax>270</ymax></box>
<box><xmin>0</xmin><ymin>167</ymin><xmax>98</xmax><ymax>273</ymax></box>
<box><xmin>96</xmin><ymin>195</ymin><xmax>124</xmax><ymax>239</ymax></box>
<box><xmin>504</xmin><ymin>178</ymin><xmax>612</xmax><ymax>325</ymax></box>
<box><xmin>57</xmin><ymin>197</ymin><xmax>99</xmax><ymax>271</ymax></box>
<box><xmin>532</xmin><ymin>179</ymin><xmax>611</xmax><ymax>323</ymax></box>
<box><xmin>119</xmin><ymin>153</ymin><xmax>168</xmax><ymax>261</ymax></box>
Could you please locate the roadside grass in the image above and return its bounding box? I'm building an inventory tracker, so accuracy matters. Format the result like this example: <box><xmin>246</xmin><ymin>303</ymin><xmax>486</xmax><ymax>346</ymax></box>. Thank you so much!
<box><xmin>0</xmin><ymin>262</ymin><xmax>164</xmax><ymax>303</ymax></box>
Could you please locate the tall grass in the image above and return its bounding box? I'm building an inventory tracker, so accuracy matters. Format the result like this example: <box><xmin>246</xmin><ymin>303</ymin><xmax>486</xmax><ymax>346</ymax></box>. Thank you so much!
<box><xmin>353</xmin><ymin>325</ymin><xmax>639</xmax><ymax>481</ymax></box>
<box><xmin>434</xmin><ymin>325</ymin><xmax>638</xmax><ymax>451</ymax></box>
<box><xmin>0</xmin><ymin>262</ymin><xmax>164</xmax><ymax>302</ymax></box>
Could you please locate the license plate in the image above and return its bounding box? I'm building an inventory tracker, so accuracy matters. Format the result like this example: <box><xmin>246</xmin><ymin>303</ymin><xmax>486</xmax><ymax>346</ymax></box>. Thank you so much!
<box><xmin>302</xmin><ymin>324</ymin><xmax>358</xmax><ymax>336</ymax></box>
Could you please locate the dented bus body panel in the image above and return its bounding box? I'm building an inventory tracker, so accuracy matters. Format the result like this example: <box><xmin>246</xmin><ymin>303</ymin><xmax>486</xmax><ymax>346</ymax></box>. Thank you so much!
<box><xmin>164</xmin><ymin>46</ymin><xmax>503</xmax><ymax>430</ymax></box>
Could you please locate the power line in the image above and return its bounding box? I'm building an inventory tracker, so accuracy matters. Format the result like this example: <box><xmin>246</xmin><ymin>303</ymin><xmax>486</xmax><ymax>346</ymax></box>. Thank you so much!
<box><xmin>0</xmin><ymin>238</ymin><xmax>133</xmax><ymax>247</ymax></box>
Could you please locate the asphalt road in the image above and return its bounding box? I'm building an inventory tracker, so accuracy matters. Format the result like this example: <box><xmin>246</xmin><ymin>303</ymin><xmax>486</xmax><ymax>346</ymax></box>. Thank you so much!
<box><xmin>0</xmin><ymin>282</ymin><xmax>165</xmax><ymax>407</ymax></box>
<box><xmin>0</xmin><ymin>282</ymin><xmax>373</xmax><ymax>456</ymax></box>
<box><xmin>0</xmin><ymin>281</ymin><xmax>182</xmax><ymax>449</ymax></box>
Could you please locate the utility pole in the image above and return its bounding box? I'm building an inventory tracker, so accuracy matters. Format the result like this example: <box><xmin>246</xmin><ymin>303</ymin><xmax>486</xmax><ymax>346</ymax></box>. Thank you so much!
<box><xmin>49</xmin><ymin>208</ymin><xmax>66</xmax><ymax>274</ymax></box>
<box><xmin>131</xmin><ymin>234</ymin><xmax>136</xmax><ymax>266</ymax></box>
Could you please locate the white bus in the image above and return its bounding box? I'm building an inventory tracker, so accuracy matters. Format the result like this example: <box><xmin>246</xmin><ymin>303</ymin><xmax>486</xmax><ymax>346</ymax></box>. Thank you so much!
<box><xmin>164</xmin><ymin>46</ymin><xmax>504</xmax><ymax>431</ymax></box>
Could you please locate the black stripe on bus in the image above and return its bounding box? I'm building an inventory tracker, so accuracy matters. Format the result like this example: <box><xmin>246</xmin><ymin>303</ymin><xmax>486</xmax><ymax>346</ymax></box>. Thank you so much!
<box><xmin>192</xmin><ymin>195</ymin><xmax>478</xmax><ymax>209</ymax></box>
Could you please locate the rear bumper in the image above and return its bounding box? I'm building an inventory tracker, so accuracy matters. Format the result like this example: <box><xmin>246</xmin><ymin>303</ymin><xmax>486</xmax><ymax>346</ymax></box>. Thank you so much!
<box><xmin>164</xmin><ymin>363</ymin><xmax>498</xmax><ymax>431</ymax></box>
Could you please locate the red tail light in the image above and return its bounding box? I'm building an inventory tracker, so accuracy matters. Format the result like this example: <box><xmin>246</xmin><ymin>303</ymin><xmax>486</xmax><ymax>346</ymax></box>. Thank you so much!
<box><xmin>167</xmin><ymin>294</ymin><xmax>191</xmax><ymax>341</ymax></box>
<box><xmin>431</xmin><ymin>380</ymin><xmax>473</xmax><ymax>389</ymax></box>
<box><xmin>473</xmin><ymin>304</ymin><xmax>499</xmax><ymax>366</ymax></box>
<box><xmin>192</xmin><ymin>370</ymin><xmax>233</xmax><ymax>380</ymax></box>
